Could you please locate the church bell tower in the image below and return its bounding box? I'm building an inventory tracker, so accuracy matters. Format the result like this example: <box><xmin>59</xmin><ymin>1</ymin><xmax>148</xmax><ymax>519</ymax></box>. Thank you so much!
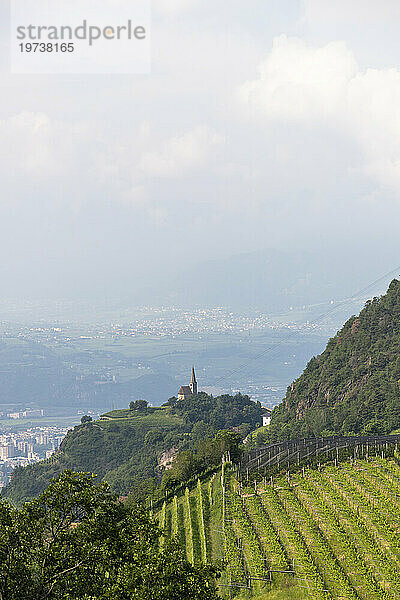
<box><xmin>189</xmin><ymin>366</ymin><xmax>198</xmax><ymax>395</ymax></box>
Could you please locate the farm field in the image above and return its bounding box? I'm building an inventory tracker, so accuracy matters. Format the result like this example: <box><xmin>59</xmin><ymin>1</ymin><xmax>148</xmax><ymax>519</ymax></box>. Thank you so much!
<box><xmin>158</xmin><ymin>457</ymin><xmax>400</xmax><ymax>599</ymax></box>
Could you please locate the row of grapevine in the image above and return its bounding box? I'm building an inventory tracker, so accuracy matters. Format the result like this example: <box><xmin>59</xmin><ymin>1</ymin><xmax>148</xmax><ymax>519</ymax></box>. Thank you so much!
<box><xmin>297</xmin><ymin>470</ymin><xmax>391</xmax><ymax>600</ymax></box>
<box><xmin>189</xmin><ymin>494</ymin><xmax>202</xmax><ymax>563</ymax></box>
<box><xmin>177</xmin><ymin>499</ymin><xmax>187</xmax><ymax>555</ymax></box>
<box><xmin>258</xmin><ymin>486</ymin><xmax>331</xmax><ymax>600</ymax></box>
<box><xmin>346</xmin><ymin>465</ymin><xmax>400</xmax><ymax>518</ymax></box>
<box><xmin>243</xmin><ymin>491</ymin><xmax>288</xmax><ymax>572</ymax></box>
<box><xmin>226</xmin><ymin>489</ymin><xmax>266</xmax><ymax>581</ymax></box>
<box><xmin>321</xmin><ymin>465</ymin><xmax>400</xmax><ymax>587</ymax></box>
<box><xmin>322</xmin><ymin>468</ymin><xmax>400</xmax><ymax>568</ymax></box>
<box><xmin>159</xmin><ymin>501</ymin><xmax>166</xmax><ymax>551</ymax></box>
<box><xmin>367</xmin><ymin>460</ymin><xmax>400</xmax><ymax>506</ymax></box>
<box><xmin>172</xmin><ymin>495</ymin><xmax>178</xmax><ymax>538</ymax></box>
<box><xmin>157</xmin><ymin>459</ymin><xmax>400</xmax><ymax>599</ymax></box>
<box><xmin>184</xmin><ymin>487</ymin><xmax>195</xmax><ymax>564</ymax></box>
<box><xmin>208</xmin><ymin>473</ymin><xmax>214</xmax><ymax>508</ymax></box>
<box><xmin>322</xmin><ymin>465</ymin><xmax>400</xmax><ymax>580</ymax></box>
<box><xmin>275</xmin><ymin>484</ymin><xmax>357</xmax><ymax>600</ymax></box>
<box><xmin>197</xmin><ymin>479</ymin><xmax>208</xmax><ymax>562</ymax></box>
<box><xmin>223</xmin><ymin>511</ymin><xmax>249</xmax><ymax>587</ymax></box>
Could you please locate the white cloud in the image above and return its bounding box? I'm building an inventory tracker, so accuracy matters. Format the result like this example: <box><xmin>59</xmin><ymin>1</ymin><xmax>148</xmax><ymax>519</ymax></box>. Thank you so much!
<box><xmin>0</xmin><ymin>111</ymin><xmax>98</xmax><ymax>180</ymax></box>
<box><xmin>137</xmin><ymin>125</ymin><xmax>224</xmax><ymax>178</ymax></box>
<box><xmin>240</xmin><ymin>36</ymin><xmax>357</xmax><ymax>121</ymax></box>
<box><xmin>0</xmin><ymin>110</ymin><xmax>226</xmax><ymax>228</ymax></box>
<box><xmin>238</xmin><ymin>35</ymin><xmax>400</xmax><ymax>192</ymax></box>
<box><xmin>0</xmin><ymin>111</ymin><xmax>146</xmax><ymax>210</ymax></box>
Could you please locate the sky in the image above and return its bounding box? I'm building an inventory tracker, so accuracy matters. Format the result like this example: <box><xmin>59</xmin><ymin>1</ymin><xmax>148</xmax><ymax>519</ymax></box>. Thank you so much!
<box><xmin>0</xmin><ymin>0</ymin><xmax>400</xmax><ymax>303</ymax></box>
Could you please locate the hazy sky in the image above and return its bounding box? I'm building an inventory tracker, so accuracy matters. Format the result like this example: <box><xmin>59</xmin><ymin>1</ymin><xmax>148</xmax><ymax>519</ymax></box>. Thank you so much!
<box><xmin>1</xmin><ymin>0</ymin><xmax>400</xmax><ymax>301</ymax></box>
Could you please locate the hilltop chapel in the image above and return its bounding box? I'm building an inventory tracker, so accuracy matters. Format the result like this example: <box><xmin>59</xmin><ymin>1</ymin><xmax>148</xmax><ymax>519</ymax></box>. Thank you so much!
<box><xmin>177</xmin><ymin>367</ymin><xmax>198</xmax><ymax>400</ymax></box>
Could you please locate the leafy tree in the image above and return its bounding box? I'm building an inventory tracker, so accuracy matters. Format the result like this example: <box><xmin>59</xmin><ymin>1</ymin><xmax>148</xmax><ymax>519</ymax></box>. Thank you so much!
<box><xmin>191</xmin><ymin>421</ymin><xmax>216</xmax><ymax>443</ymax></box>
<box><xmin>130</xmin><ymin>399</ymin><xmax>149</xmax><ymax>411</ymax></box>
<box><xmin>163</xmin><ymin>397</ymin><xmax>178</xmax><ymax>407</ymax></box>
<box><xmin>212</xmin><ymin>430</ymin><xmax>242</xmax><ymax>463</ymax></box>
<box><xmin>144</xmin><ymin>429</ymin><xmax>164</xmax><ymax>446</ymax></box>
<box><xmin>0</xmin><ymin>471</ymin><xmax>220</xmax><ymax>600</ymax></box>
<box><xmin>362</xmin><ymin>419</ymin><xmax>387</xmax><ymax>435</ymax></box>
<box><xmin>162</xmin><ymin>450</ymin><xmax>202</xmax><ymax>490</ymax></box>
<box><xmin>80</xmin><ymin>415</ymin><xmax>92</xmax><ymax>424</ymax></box>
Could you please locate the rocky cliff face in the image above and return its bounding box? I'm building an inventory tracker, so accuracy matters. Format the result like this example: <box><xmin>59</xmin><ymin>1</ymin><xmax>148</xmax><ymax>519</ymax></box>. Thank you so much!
<box><xmin>158</xmin><ymin>447</ymin><xmax>178</xmax><ymax>471</ymax></box>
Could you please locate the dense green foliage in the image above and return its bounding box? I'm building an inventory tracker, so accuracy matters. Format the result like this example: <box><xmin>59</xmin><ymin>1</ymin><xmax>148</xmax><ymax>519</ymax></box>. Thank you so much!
<box><xmin>165</xmin><ymin>392</ymin><xmax>263</xmax><ymax>431</ymax></box>
<box><xmin>160</xmin><ymin>458</ymin><xmax>400</xmax><ymax>599</ymax></box>
<box><xmin>0</xmin><ymin>471</ymin><xmax>219</xmax><ymax>600</ymax></box>
<box><xmin>4</xmin><ymin>393</ymin><xmax>263</xmax><ymax>505</ymax></box>
<box><xmin>161</xmin><ymin>430</ymin><xmax>242</xmax><ymax>490</ymax></box>
<box><xmin>269</xmin><ymin>279</ymin><xmax>400</xmax><ymax>439</ymax></box>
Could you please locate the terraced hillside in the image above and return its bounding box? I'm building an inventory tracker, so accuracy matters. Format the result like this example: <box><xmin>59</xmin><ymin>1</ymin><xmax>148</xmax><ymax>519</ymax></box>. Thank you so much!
<box><xmin>158</xmin><ymin>458</ymin><xmax>400</xmax><ymax>599</ymax></box>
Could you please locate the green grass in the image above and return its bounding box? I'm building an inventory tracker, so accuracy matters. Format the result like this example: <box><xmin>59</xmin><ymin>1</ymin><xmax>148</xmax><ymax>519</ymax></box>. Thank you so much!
<box><xmin>157</xmin><ymin>458</ymin><xmax>400</xmax><ymax>599</ymax></box>
<box><xmin>99</xmin><ymin>408</ymin><xmax>183</xmax><ymax>428</ymax></box>
<box><xmin>101</xmin><ymin>409</ymin><xmax>135</xmax><ymax>419</ymax></box>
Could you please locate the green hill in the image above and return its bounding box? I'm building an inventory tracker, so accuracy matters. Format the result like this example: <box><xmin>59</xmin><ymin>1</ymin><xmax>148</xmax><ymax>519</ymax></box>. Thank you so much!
<box><xmin>4</xmin><ymin>392</ymin><xmax>264</xmax><ymax>505</ymax></box>
<box><xmin>269</xmin><ymin>279</ymin><xmax>400</xmax><ymax>440</ymax></box>
<box><xmin>158</xmin><ymin>457</ymin><xmax>400</xmax><ymax>599</ymax></box>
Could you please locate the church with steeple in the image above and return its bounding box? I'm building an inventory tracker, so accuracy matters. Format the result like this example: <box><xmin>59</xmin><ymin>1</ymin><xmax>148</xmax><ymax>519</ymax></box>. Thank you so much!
<box><xmin>177</xmin><ymin>367</ymin><xmax>198</xmax><ymax>400</ymax></box>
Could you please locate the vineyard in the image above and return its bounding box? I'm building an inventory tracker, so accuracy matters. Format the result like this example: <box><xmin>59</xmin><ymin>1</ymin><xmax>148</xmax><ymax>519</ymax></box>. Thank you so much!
<box><xmin>157</xmin><ymin>457</ymin><xmax>400</xmax><ymax>599</ymax></box>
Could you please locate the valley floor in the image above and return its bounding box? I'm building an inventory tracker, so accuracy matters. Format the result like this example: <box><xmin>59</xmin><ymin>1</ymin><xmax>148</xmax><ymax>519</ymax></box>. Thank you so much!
<box><xmin>159</xmin><ymin>457</ymin><xmax>400</xmax><ymax>599</ymax></box>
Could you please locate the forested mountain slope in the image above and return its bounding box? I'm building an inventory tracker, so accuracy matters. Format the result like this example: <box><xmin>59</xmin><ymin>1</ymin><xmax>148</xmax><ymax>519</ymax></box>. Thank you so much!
<box><xmin>269</xmin><ymin>279</ymin><xmax>400</xmax><ymax>439</ymax></box>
